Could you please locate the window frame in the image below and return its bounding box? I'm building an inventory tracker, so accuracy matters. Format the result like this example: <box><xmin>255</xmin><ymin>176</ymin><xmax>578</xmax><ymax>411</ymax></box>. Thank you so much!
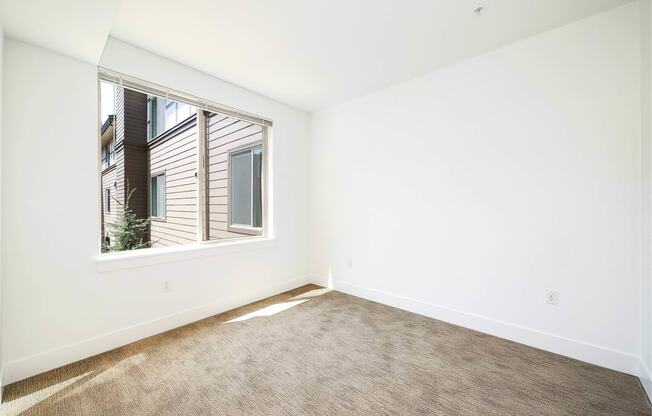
<box><xmin>97</xmin><ymin>69</ymin><xmax>273</xmax><ymax>258</ymax></box>
<box><xmin>149</xmin><ymin>171</ymin><xmax>166</xmax><ymax>221</ymax></box>
<box><xmin>147</xmin><ymin>96</ymin><xmax>158</xmax><ymax>140</ymax></box>
<box><xmin>227</xmin><ymin>142</ymin><xmax>264</xmax><ymax>236</ymax></box>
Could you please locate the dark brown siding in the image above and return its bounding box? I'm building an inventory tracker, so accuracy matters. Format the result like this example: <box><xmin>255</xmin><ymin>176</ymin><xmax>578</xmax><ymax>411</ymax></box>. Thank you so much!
<box><xmin>123</xmin><ymin>143</ymin><xmax>148</xmax><ymax>220</ymax></box>
<box><xmin>101</xmin><ymin>87</ymin><xmax>149</xmax><ymax>248</ymax></box>
<box><xmin>122</xmin><ymin>89</ymin><xmax>149</xmax><ymax>221</ymax></box>
<box><xmin>113</xmin><ymin>88</ymin><xmax>126</xmax><ymax>219</ymax></box>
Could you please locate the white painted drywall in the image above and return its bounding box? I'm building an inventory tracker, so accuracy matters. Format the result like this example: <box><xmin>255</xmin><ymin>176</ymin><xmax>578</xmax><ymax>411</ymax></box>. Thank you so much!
<box><xmin>639</xmin><ymin>0</ymin><xmax>652</xmax><ymax>399</ymax></box>
<box><xmin>311</xmin><ymin>3</ymin><xmax>644</xmax><ymax>376</ymax></box>
<box><xmin>0</xmin><ymin>38</ymin><xmax>312</xmax><ymax>383</ymax></box>
<box><xmin>0</xmin><ymin>24</ymin><xmax>4</xmax><ymax>397</ymax></box>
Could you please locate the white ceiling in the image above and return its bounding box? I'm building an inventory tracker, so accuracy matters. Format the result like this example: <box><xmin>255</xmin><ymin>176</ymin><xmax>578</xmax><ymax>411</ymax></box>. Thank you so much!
<box><xmin>1</xmin><ymin>0</ymin><xmax>635</xmax><ymax>111</ymax></box>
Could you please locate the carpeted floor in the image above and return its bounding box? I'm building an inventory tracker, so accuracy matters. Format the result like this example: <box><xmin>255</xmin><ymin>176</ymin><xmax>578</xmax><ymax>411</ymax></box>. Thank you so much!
<box><xmin>2</xmin><ymin>285</ymin><xmax>650</xmax><ymax>415</ymax></box>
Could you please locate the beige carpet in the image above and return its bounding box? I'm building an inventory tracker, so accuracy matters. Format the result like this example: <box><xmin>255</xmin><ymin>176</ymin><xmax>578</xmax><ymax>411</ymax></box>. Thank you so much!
<box><xmin>2</xmin><ymin>285</ymin><xmax>650</xmax><ymax>415</ymax></box>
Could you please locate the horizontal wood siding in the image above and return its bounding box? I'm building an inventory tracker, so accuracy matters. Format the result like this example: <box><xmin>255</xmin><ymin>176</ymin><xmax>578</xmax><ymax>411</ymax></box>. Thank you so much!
<box><xmin>122</xmin><ymin>88</ymin><xmax>149</xmax><ymax>222</ymax></box>
<box><xmin>102</xmin><ymin>86</ymin><xmax>149</xmax><ymax>249</ymax></box>
<box><xmin>123</xmin><ymin>143</ymin><xmax>148</xmax><ymax>221</ymax></box>
<box><xmin>101</xmin><ymin>166</ymin><xmax>118</xmax><ymax>241</ymax></box>
<box><xmin>123</xmin><ymin>89</ymin><xmax>148</xmax><ymax>145</ymax></box>
<box><xmin>205</xmin><ymin>113</ymin><xmax>263</xmax><ymax>241</ymax></box>
<box><xmin>148</xmin><ymin>117</ymin><xmax>198</xmax><ymax>247</ymax></box>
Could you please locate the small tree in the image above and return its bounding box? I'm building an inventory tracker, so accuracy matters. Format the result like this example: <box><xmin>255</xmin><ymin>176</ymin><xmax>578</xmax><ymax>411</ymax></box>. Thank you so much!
<box><xmin>104</xmin><ymin>183</ymin><xmax>151</xmax><ymax>252</ymax></box>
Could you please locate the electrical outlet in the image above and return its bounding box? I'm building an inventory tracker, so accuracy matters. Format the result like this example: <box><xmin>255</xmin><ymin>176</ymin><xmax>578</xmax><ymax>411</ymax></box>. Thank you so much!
<box><xmin>546</xmin><ymin>290</ymin><xmax>558</xmax><ymax>305</ymax></box>
<box><xmin>162</xmin><ymin>280</ymin><xmax>170</xmax><ymax>292</ymax></box>
<box><xmin>346</xmin><ymin>259</ymin><xmax>353</xmax><ymax>268</ymax></box>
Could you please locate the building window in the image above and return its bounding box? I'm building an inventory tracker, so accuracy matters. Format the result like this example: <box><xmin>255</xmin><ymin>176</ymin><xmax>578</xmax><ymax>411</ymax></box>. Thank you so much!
<box><xmin>165</xmin><ymin>100</ymin><xmax>176</xmax><ymax>131</ymax></box>
<box><xmin>109</xmin><ymin>137</ymin><xmax>115</xmax><ymax>165</ymax></box>
<box><xmin>229</xmin><ymin>145</ymin><xmax>263</xmax><ymax>234</ymax></box>
<box><xmin>101</xmin><ymin>138</ymin><xmax>115</xmax><ymax>170</ymax></box>
<box><xmin>148</xmin><ymin>97</ymin><xmax>196</xmax><ymax>140</ymax></box>
<box><xmin>148</xmin><ymin>97</ymin><xmax>158</xmax><ymax>139</ymax></box>
<box><xmin>150</xmin><ymin>173</ymin><xmax>166</xmax><ymax>219</ymax></box>
<box><xmin>105</xmin><ymin>188</ymin><xmax>111</xmax><ymax>213</ymax></box>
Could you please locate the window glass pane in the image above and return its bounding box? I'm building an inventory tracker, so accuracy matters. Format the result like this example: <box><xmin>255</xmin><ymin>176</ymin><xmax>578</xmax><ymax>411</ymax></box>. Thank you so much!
<box><xmin>102</xmin><ymin>147</ymin><xmax>108</xmax><ymax>169</ymax></box>
<box><xmin>100</xmin><ymin>81</ymin><xmax>115</xmax><ymax>122</ymax></box>
<box><xmin>101</xmin><ymin>77</ymin><xmax>211</xmax><ymax>253</ymax></box>
<box><xmin>148</xmin><ymin>97</ymin><xmax>158</xmax><ymax>139</ymax></box>
<box><xmin>232</xmin><ymin>150</ymin><xmax>252</xmax><ymax>226</ymax></box>
<box><xmin>109</xmin><ymin>138</ymin><xmax>115</xmax><ymax>164</ymax></box>
<box><xmin>165</xmin><ymin>100</ymin><xmax>177</xmax><ymax>130</ymax></box>
<box><xmin>252</xmin><ymin>146</ymin><xmax>262</xmax><ymax>228</ymax></box>
<box><xmin>177</xmin><ymin>102</ymin><xmax>190</xmax><ymax>121</ymax></box>
<box><xmin>151</xmin><ymin>176</ymin><xmax>158</xmax><ymax>217</ymax></box>
<box><xmin>158</xmin><ymin>174</ymin><xmax>166</xmax><ymax>217</ymax></box>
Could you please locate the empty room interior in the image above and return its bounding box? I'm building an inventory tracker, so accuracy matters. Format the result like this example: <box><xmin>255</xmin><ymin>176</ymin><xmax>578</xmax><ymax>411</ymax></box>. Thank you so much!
<box><xmin>1</xmin><ymin>0</ymin><xmax>652</xmax><ymax>414</ymax></box>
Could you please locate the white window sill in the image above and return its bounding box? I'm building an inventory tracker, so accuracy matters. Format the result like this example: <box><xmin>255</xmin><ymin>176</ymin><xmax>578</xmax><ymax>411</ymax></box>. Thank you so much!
<box><xmin>95</xmin><ymin>236</ymin><xmax>276</xmax><ymax>273</ymax></box>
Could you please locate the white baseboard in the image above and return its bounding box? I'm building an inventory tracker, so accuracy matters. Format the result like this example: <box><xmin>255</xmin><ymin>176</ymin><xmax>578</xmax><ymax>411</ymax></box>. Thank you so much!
<box><xmin>3</xmin><ymin>275</ymin><xmax>313</xmax><ymax>385</ymax></box>
<box><xmin>640</xmin><ymin>360</ymin><xmax>652</xmax><ymax>403</ymax></box>
<box><xmin>327</xmin><ymin>278</ymin><xmax>643</xmax><ymax>378</ymax></box>
<box><xmin>0</xmin><ymin>364</ymin><xmax>4</xmax><ymax>403</ymax></box>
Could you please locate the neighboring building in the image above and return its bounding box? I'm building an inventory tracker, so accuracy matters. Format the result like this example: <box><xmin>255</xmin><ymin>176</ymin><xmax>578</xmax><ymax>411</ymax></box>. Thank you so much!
<box><xmin>100</xmin><ymin>87</ymin><xmax>148</xmax><ymax>248</ymax></box>
<box><xmin>147</xmin><ymin>101</ymin><xmax>199</xmax><ymax>246</ymax></box>
<box><xmin>205</xmin><ymin>112</ymin><xmax>264</xmax><ymax>240</ymax></box>
<box><xmin>100</xmin><ymin>84</ymin><xmax>263</xmax><ymax>250</ymax></box>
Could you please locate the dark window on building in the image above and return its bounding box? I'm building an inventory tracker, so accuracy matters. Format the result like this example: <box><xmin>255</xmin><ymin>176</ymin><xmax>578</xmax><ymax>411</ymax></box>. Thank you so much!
<box><xmin>105</xmin><ymin>188</ymin><xmax>111</xmax><ymax>213</ymax></box>
<box><xmin>150</xmin><ymin>173</ymin><xmax>166</xmax><ymax>219</ymax></box>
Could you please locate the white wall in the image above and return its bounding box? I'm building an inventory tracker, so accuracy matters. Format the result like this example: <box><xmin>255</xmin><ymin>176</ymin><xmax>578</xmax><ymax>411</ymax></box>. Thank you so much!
<box><xmin>0</xmin><ymin>38</ymin><xmax>312</xmax><ymax>383</ymax></box>
<box><xmin>311</xmin><ymin>3</ymin><xmax>644</xmax><ymax>377</ymax></box>
<box><xmin>639</xmin><ymin>0</ymin><xmax>652</xmax><ymax>399</ymax></box>
<box><xmin>0</xmin><ymin>24</ymin><xmax>4</xmax><ymax>398</ymax></box>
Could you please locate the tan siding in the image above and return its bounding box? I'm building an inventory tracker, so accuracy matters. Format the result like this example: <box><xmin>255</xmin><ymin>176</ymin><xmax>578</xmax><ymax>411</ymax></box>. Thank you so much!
<box><xmin>148</xmin><ymin>117</ymin><xmax>199</xmax><ymax>248</ymax></box>
<box><xmin>205</xmin><ymin>113</ymin><xmax>263</xmax><ymax>241</ymax></box>
<box><xmin>101</xmin><ymin>166</ymin><xmax>118</xmax><ymax>242</ymax></box>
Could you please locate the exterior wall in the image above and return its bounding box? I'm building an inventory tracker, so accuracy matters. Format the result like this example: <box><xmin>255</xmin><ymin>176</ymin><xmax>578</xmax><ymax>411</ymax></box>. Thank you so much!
<box><xmin>122</xmin><ymin>89</ymin><xmax>148</xmax><ymax>221</ymax></box>
<box><xmin>100</xmin><ymin>165</ymin><xmax>118</xmax><ymax>239</ymax></box>
<box><xmin>148</xmin><ymin>116</ymin><xmax>199</xmax><ymax>247</ymax></box>
<box><xmin>112</xmin><ymin>87</ymin><xmax>126</xmax><ymax>223</ymax></box>
<box><xmin>206</xmin><ymin>113</ymin><xmax>263</xmax><ymax>240</ymax></box>
<box><xmin>101</xmin><ymin>87</ymin><xmax>148</xmax><ymax>248</ymax></box>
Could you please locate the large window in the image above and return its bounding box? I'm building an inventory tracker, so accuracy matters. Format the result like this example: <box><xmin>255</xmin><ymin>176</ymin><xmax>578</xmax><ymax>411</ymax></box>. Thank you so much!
<box><xmin>98</xmin><ymin>70</ymin><xmax>271</xmax><ymax>253</ymax></box>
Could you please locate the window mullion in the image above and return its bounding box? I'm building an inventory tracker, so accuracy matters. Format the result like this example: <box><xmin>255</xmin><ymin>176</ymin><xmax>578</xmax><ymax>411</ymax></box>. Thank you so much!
<box><xmin>250</xmin><ymin>150</ymin><xmax>253</xmax><ymax>227</ymax></box>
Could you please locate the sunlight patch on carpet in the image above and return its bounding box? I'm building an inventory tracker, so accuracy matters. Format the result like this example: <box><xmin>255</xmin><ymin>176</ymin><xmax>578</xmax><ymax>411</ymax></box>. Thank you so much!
<box><xmin>226</xmin><ymin>300</ymin><xmax>309</xmax><ymax>323</ymax></box>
